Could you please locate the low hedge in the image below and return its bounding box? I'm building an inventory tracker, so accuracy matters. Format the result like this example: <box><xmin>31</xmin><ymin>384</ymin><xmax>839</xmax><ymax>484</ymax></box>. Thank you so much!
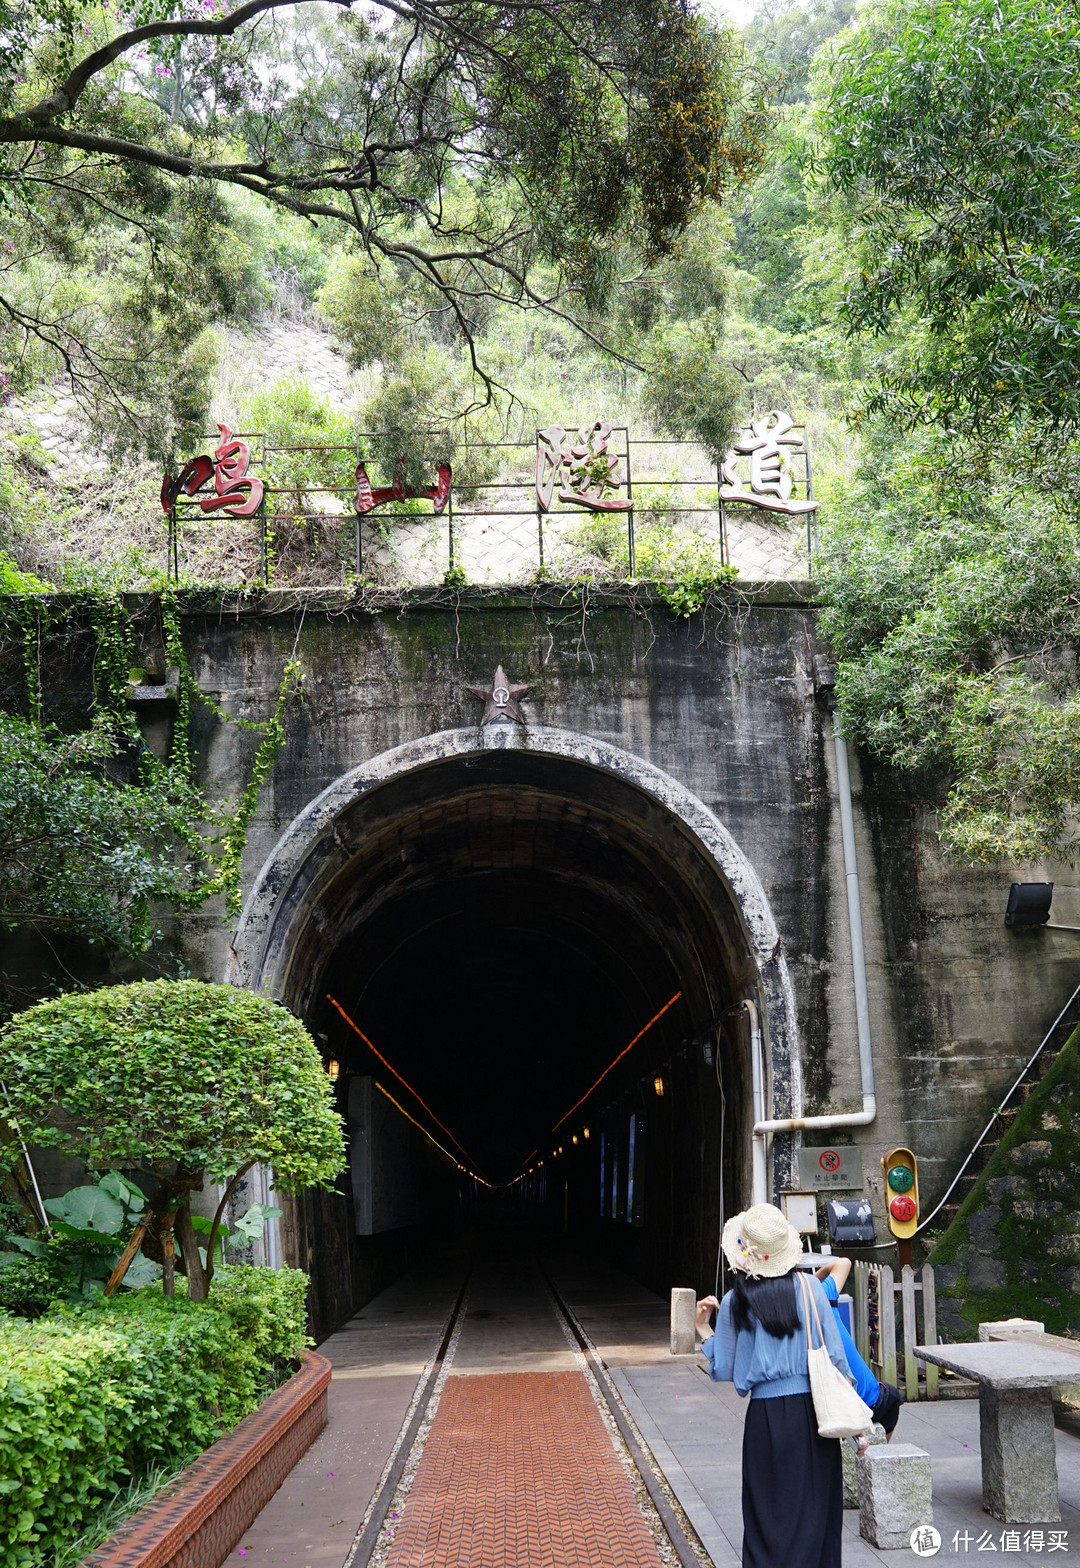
<box><xmin>0</xmin><ymin>1265</ymin><xmax>309</xmax><ymax>1567</ymax></box>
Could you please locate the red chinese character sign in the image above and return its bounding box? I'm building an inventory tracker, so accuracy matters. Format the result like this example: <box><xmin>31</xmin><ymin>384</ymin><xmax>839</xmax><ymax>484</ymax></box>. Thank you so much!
<box><xmin>535</xmin><ymin>420</ymin><xmax>632</xmax><ymax>512</ymax></box>
<box><xmin>161</xmin><ymin>425</ymin><xmax>264</xmax><ymax>517</ymax></box>
<box><xmin>354</xmin><ymin>458</ymin><xmax>451</xmax><ymax>516</ymax></box>
<box><xmin>719</xmin><ymin>410</ymin><xmax>818</xmax><ymax>517</ymax></box>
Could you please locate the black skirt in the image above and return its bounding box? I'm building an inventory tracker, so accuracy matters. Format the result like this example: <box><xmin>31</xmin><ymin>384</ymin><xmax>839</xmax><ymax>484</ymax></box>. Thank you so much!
<box><xmin>741</xmin><ymin>1392</ymin><xmax>843</xmax><ymax>1568</ymax></box>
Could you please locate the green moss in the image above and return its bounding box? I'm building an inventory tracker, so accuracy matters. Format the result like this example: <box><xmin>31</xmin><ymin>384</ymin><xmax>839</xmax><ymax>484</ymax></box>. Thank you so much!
<box><xmin>929</xmin><ymin>1022</ymin><xmax>1080</xmax><ymax>1337</ymax></box>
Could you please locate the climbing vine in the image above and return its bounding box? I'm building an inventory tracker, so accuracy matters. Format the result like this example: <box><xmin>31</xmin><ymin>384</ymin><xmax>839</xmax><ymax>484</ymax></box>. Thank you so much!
<box><xmin>0</xmin><ymin>584</ymin><xmax>301</xmax><ymax>952</ymax></box>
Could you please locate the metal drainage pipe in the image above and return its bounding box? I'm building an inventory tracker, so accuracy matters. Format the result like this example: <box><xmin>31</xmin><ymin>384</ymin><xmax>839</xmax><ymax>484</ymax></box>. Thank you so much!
<box><xmin>751</xmin><ymin>727</ymin><xmax>877</xmax><ymax>1188</ymax></box>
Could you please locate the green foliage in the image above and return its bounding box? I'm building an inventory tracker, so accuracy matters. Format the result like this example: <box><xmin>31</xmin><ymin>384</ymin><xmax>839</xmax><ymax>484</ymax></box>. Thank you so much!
<box><xmin>51</xmin><ymin>1461</ymin><xmax>187</xmax><ymax>1568</ymax></box>
<box><xmin>0</xmin><ymin>1266</ymin><xmax>310</xmax><ymax>1566</ymax></box>
<box><xmin>0</xmin><ymin>0</ymin><xmax>768</xmax><ymax>437</ymax></box>
<box><xmin>242</xmin><ymin>377</ymin><xmax>356</xmax><ymax>498</ymax></box>
<box><xmin>555</xmin><ymin>512</ymin><xmax>738</xmax><ymax>615</ymax></box>
<box><xmin>0</xmin><ymin>557</ymin><xmax>50</xmax><ymax>595</ymax></box>
<box><xmin>814</xmin><ymin>0</ymin><xmax>1080</xmax><ymax>431</ymax></box>
<box><xmin>0</xmin><ymin>587</ymin><xmax>302</xmax><ymax>952</ymax></box>
<box><xmin>317</xmin><ymin>253</ymin><xmax>405</xmax><ymax>374</ymax></box>
<box><xmin>0</xmin><ymin>980</ymin><xmax>344</xmax><ymax>1193</ymax></box>
<box><xmin>929</xmin><ymin>1024</ymin><xmax>1080</xmax><ymax>1338</ymax></box>
<box><xmin>0</xmin><ymin>1254</ymin><xmax>69</xmax><ymax>1320</ymax></box>
<box><xmin>644</xmin><ymin>321</ymin><xmax>740</xmax><ymax>461</ymax></box>
<box><xmin>0</xmin><ymin>712</ymin><xmax>201</xmax><ymax>953</ymax></box>
<box><xmin>817</xmin><ymin>423</ymin><xmax>1080</xmax><ymax>862</ymax></box>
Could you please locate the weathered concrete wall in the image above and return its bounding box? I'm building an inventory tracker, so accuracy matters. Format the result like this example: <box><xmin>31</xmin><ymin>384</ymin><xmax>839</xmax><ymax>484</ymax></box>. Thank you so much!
<box><xmin>163</xmin><ymin>587</ymin><xmax>1079</xmax><ymax>1225</ymax></box>
<box><xmin>931</xmin><ymin>1024</ymin><xmax>1080</xmax><ymax>1338</ymax></box>
<box><xmin>6</xmin><ymin>586</ymin><xmax>1077</xmax><ymax>1247</ymax></box>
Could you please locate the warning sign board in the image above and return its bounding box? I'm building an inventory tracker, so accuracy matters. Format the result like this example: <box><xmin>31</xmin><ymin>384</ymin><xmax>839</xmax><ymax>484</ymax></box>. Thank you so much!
<box><xmin>798</xmin><ymin>1146</ymin><xmax>857</xmax><ymax>1189</ymax></box>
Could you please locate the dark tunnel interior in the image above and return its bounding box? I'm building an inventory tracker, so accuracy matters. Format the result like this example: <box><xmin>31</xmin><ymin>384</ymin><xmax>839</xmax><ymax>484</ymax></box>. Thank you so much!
<box><xmin>277</xmin><ymin>748</ymin><xmax>760</xmax><ymax>1339</ymax></box>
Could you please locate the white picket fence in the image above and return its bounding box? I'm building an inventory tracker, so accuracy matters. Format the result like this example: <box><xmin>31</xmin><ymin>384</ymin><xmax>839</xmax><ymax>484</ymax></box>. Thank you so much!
<box><xmin>852</xmin><ymin>1261</ymin><xmax>939</xmax><ymax>1400</ymax></box>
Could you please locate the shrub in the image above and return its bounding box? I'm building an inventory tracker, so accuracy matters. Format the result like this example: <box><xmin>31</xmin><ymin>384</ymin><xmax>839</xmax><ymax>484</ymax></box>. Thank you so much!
<box><xmin>0</xmin><ymin>1254</ymin><xmax>67</xmax><ymax>1319</ymax></box>
<box><xmin>0</xmin><ymin>1266</ymin><xmax>309</xmax><ymax>1566</ymax></box>
<box><xmin>0</xmin><ymin>980</ymin><xmax>344</xmax><ymax>1300</ymax></box>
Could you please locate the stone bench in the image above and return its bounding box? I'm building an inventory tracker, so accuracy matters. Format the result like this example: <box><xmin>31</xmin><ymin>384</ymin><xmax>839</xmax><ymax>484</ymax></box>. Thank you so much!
<box><xmin>916</xmin><ymin>1338</ymin><xmax>1080</xmax><ymax>1522</ymax></box>
<box><xmin>857</xmin><ymin>1442</ymin><xmax>934</xmax><ymax>1549</ymax></box>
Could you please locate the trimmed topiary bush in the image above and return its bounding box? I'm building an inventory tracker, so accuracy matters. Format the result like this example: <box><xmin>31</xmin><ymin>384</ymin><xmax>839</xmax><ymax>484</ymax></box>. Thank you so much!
<box><xmin>0</xmin><ymin>980</ymin><xmax>344</xmax><ymax>1299</ymax></box>
<box><xmin>0</xmin><ymin>1266</ymin><xmax>309</xmax><ymax>1566</ymax></box>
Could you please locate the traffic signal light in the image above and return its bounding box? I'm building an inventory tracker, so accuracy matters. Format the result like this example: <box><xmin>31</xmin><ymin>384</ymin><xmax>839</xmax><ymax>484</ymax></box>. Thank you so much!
<box><xmin>882</xmin><ymin>1147</ymin><xmax>919</xmax><ymax>1238</ymax></box>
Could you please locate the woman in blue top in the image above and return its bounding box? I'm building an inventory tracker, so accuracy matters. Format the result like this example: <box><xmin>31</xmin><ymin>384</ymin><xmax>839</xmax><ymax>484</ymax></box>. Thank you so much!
<box><xmin>696</xmin><ymin>1203</ymin><xmax>856</xmax><ymax>1568</ymax></box>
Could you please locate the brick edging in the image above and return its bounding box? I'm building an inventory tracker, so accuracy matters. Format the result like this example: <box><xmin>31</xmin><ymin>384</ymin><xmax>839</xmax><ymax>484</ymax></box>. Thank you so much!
<box><xmin>80</xmin><ymin>1350</ymin><xmax>332</xmax><ymax>1568</ymax></box>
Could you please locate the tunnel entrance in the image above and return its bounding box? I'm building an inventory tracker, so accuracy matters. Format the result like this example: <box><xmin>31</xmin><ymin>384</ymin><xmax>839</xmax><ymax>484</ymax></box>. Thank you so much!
<box><xmin>230</xmin><ymin>728</ymin><xmax>797</xmax><ymax>1338</ymax></box>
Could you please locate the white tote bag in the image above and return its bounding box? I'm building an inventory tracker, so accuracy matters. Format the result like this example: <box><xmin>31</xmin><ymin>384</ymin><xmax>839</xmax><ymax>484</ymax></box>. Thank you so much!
<box><xmin>796</xmin><ymin>1272</ymin><xmax>874</xmax><ymax>1440</ymax></box>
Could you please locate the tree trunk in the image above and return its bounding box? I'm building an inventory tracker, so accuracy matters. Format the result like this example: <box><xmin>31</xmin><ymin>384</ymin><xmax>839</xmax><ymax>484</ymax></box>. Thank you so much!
<box><xmin>174</xmin><ymin>1202</ymin><xmax>209</xmax><ymax>1301</ymax></box>
<box><xmin>103</xmin><ymin>1219</ymin><xmax>149</xmax><ymax>1296</ymax></box>
<box><xmin>160</xmin><ymin>1207</ymin><xmax>178</xmax><ymax>1297</ymax></box>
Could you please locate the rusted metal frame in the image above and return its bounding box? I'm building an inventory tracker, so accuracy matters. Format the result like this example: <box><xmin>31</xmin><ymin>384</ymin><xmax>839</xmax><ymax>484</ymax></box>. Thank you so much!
<box><xmin>256</xmin><ymin>436</ymin><xmax>269</xmax><ymax>584</ymax></box>
<box><xmin>534</xmin><ymin>426</ymin><xmax>545</xmax><ymax>577</ymax></box>
<box><xmin>447</xmin><ymin>482</ymin><xmax>455</xmax><ymax>575</ymax></box>
<box><xmin>717</xmin><ymin>469</ymin><xmax>728</xmax><ymax>569</ymax></box>
<box><xmin>621</xmin><ymin>425</ymin><xmax>635</xmax><ymax>576</ymax></box>
<box><xmin>355</xmin><ymin>429</ymin><xmax>363</xmax><ymax>578</ymax></box>
<box><xmin>803</xmin><ymin>436</ymin><xmax>816</xmax><ymax>573</ymax></box>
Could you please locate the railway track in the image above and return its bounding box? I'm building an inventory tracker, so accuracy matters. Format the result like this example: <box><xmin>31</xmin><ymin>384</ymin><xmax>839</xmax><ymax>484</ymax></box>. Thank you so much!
<box><xmin>343</xmin><ymin>1261</ymin><xmax>708</xmax><ymax>1568</ymax></box>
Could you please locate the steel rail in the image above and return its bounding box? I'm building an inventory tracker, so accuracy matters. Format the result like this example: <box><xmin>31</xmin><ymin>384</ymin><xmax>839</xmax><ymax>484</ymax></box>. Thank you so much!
<box><xmin>344</xmin><ymin>1268</ymin><xmax>471</xmax><ymax>1568</ymax></box>
<box><xmin>543</xmin><ymin>1267</ymin><xmax>706</xmax><ymax>1568</ymax></box>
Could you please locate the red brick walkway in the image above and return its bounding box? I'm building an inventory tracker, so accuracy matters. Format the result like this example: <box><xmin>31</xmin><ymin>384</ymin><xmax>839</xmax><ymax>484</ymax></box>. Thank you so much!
<box><xmin>384</xmin><ymin>1372</ymin><xmax>665</xmax><ymax>1568</ymax></box>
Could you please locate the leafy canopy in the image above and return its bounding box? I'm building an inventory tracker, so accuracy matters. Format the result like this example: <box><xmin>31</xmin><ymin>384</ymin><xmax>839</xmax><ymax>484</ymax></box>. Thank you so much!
<box><xmin>0</xmin><ymin>712</ymin><xmax>204</xmax><ymax>955</ymax></box>
<box><xmin>0</xmin><ymin>0</ymin><xmax>768</xmax><ymax>452</ymax></box>
<box><xmin>818</xmin><ymin>423</ymin><xmax>1080</xmax><ymax>863</ymax></box>
<box><xmin>812</xmin><ymin>0</ymin><xmax>1080</xmax><ymax>431</ymax></box>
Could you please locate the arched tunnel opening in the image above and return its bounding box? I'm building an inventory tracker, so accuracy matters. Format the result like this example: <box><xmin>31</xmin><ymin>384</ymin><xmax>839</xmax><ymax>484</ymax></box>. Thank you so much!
<box><xmin>264</xmin><ymin>744</ymin><xmax>768</xmax><ymax>1339</ymax></box>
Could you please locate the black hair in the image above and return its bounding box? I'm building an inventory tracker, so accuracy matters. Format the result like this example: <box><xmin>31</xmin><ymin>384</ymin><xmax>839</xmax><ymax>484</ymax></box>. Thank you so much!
<box><xmin>730</xmin><ymin>1270</ymin><xmax>799</xmax><ymax>1338</ymax></box>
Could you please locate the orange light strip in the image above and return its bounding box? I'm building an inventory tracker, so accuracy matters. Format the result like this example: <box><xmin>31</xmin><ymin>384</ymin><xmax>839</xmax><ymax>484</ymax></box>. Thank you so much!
<box><xmin>373</xmin><ymin>1082</ymin><xmax>493</xmax><ymax>1188</ymax></box>
<box><xmin>550</xmin><ymin>991</ymin><xmax>683</xmax><ymax>1132</ymax></box>
<box><xmin>326</xmin><ymin>993</ymin><xmax>484</xmax><ymax>1173</ymax></box>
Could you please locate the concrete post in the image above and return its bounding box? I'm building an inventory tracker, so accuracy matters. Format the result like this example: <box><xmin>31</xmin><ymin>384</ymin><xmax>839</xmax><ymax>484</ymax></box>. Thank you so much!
<box><xmin>842</xmin><ymin>1424</ymin><xmax>887</xmax><ymax>1508</ymax></box>
<box><xmin>671</xmin><ymin>1287</ymin><xmax>697</xmax><ymax>1356</ymax></box>
<box><xmin>857</xmin><ymin>1443</ymin><xmax>933</xmax><ymax>1548</ymax></box>
<box><xmin>978</xmin><ymin>1317</ymin><xmax>1045</xmax><ymax>1341</ymax></box>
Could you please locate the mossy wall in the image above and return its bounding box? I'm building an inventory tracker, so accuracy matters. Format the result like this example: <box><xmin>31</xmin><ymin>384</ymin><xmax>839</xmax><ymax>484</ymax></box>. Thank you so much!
<box><xmin>930</xmin><ymin>1023</ymin><xmax>1080</xmax><ymax>1339</ymax></box>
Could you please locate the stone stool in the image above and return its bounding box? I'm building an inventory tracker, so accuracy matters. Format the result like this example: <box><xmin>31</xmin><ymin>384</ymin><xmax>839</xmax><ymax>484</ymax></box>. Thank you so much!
<box><xmin>858</xmin><ymin>1443</ymin><xmax>933</xmax><ymax>1548</ymax></box>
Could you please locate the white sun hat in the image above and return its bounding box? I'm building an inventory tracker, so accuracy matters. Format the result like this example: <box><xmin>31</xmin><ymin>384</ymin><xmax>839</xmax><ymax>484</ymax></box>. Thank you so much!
<box><xmin>721</xmin><ymin>1202</ymin><xmax>804</xmax><ymax>1279</ymax></box>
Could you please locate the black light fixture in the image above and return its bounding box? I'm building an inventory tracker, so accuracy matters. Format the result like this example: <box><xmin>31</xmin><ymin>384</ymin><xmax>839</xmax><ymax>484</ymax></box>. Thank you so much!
<box><xmin>1004</xmin><ymin>883</ymin><xmax>1054</xmax><ymax>926</ymax></box>
<box><xmin>826</xmin><ymin>1198</ymin><xmax>876</xmax><ymax>1246</ymax></box>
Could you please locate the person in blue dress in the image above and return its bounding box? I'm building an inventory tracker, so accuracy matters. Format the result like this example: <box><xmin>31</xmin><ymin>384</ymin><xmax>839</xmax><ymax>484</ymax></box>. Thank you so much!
<box><xmin>695</xmin><ymin>1203</ymin><xmax>860</xmax><ymax>1568</ymax></box>
<box><xmin>815</xmin><ymin>1256</ymin><xmax>901</xmax><ymax>1437</ymax></box>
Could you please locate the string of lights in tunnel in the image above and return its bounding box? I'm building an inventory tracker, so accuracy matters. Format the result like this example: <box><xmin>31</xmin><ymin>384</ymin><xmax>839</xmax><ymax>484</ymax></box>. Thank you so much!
<box><xmin>548</xmin><ymin>991</ymin><xmax>683</xmax><ymax>1136</ymax></box>
<box><xmin>326</xmin><ymin>994</ymin><xmax>490</xmax><ymax>1183</ymax></box>
<box><xmin>506</xmin><ymin>992</ymin><xmax>685</xmax><ymax>1182</ymax></box>
<box><xmin>373</xmin><ymin>1082</ymin><xmax>493</xmax><ymax>1188</ymax></box>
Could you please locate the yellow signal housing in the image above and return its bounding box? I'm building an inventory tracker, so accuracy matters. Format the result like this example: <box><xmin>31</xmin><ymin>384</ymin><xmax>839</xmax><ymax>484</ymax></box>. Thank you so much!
<box><xmin>882</xmin><ymin>1146</ymin><xmax>919</xmax><ymax>1239</ymax></box>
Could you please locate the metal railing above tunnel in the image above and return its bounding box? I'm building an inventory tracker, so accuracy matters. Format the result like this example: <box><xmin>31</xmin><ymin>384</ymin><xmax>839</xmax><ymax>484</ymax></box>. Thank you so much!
<box><xmin>164</xmin><ymin>419</ymin><xmax>816</xmax><ymax>588</ymax></box>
